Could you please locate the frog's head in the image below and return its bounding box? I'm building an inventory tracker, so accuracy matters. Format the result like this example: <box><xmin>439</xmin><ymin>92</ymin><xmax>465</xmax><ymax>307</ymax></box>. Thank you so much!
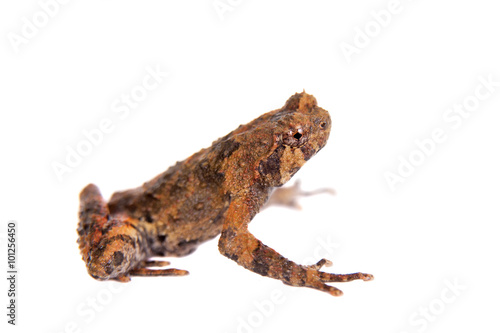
<box><xmin>258</xmin><ymin>91</ymin><xmax>332</xmax><ymax>187</ymax></box>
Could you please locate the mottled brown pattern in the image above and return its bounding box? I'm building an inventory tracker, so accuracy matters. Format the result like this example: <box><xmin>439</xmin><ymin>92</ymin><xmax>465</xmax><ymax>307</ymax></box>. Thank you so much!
<box><xmin>77</xmin><ymin>92</ymin><xmax>373</xmax><ymax>296</ymax></box>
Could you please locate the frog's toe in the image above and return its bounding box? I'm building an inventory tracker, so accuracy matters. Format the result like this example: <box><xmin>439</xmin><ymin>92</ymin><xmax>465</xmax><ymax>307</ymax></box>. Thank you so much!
<box><xmin>318</xmin><ymin>271</ymin><xmax>374</xmax><ymax>283</ymax></box>
<box><xmin>307</xmin><ymin>258</ymin><xmax>332</xmax><ymax>270</ymax></box>
<box><xmin>141</xmin><ymin>260</ymin><xmax>171</xmax><ymax>268</ymax></box>
<box><xmin>113</xmin><ymin>275</ymin><xmax>131</xmax><ymax>283</ymax></box>
<box><xmin>303</xmin><ymin>278</ymin><xmax>344</xmax><ymax>296</ymax></box>
<box><xmin>129</xmin><ymin>267</ymin><xmax>189</xmax><ymax>277</ymax></box>
<box><xmin>361</xmin><ymin>273</ymin><xmax>374</xmax><ymax>281</ymax></box>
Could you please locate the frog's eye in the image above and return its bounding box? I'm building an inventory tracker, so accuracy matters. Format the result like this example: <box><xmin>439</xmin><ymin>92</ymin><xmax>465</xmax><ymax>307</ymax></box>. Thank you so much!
<box><xmin>282</xmin><ymin>128</ymin><xmax>307</xmax><ymax>148</ymax></box>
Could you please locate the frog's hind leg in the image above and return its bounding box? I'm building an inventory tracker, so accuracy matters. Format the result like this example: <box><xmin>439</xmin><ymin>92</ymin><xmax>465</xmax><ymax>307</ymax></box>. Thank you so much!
<box><xmin>77</xmin><ymin>183</ymin><xmax>111</xmax><ymax>268</ymax></box>
<box><xmin>78</xmin><ymin>184</ymin><xmax>189</xmax><ymax>280</ymax></box>
<box><xmin>78</xmin><ymin>184</ymin><xmax>142</xmax><ymax>281</ymax></box>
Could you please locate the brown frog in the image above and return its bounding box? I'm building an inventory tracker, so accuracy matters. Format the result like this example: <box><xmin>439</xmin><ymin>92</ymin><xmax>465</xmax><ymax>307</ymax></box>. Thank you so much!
<box><xmin>77</xmin><ymin>91</ymin><xmax>373</xmax><ymax>296</ymax></box>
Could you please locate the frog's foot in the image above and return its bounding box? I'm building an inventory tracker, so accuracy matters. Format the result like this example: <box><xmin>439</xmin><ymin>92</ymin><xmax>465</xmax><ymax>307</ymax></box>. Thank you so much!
<box><xmin>130</xmin><ymin>268</ymin><xmax>189</xmax><ymax>277</ymax></box>
<box><xmin>113</xmin><ymin>275</ymin><xmax>132</xmax><ymax>283</ymax></box>
<box><xmin>319</xmin><ymin>271</ymin><xmax>374</xmax><ymax>283</ymax></box>
<box><xmin>283</xmin><ymin>259</ymin><xmax>373</xmax><ymax>296</ymax></box>
<box><xmin>306</xmin><ymin>269</ymin><xmax>374</xmax><ymax>296</ymax></box>
<box><xmin>264</xmin><ymin>180</ymin><xmax>335</xmax><ymax>210</ymax></box>
<box><xmin>141</xmin><ymin>260</ymin><xmax>172</xmax><ymax>268</ymax></box>
<box><xmin>111</xmin><ymin>263</ymin><xmax>189</xmax><ymax>281</ymax></box>
<box><xmin>130</xmin><ymin>260</ymin><xmax>189</xmax><ymax>277</ymax></box>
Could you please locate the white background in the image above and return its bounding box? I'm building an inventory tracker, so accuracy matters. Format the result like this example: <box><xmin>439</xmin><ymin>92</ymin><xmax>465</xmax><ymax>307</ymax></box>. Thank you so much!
<box><xmin>1</xmin><ymin>1</ymin><xmax>500</xmax><ymax>332</ymax></box>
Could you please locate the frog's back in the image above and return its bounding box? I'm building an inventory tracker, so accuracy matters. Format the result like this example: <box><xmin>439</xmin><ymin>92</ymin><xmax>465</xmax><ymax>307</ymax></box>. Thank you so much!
<box><xmin>107</xmin><ymin>144</ymin><xmax>234</xmax><ymax>256</ymax></box>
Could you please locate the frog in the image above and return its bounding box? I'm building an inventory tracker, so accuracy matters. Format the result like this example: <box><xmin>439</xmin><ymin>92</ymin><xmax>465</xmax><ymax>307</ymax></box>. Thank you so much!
<box><xmin>77</xmin><ymin>91</ymin><xmax>373</xmax><ymax>296</ymax></box>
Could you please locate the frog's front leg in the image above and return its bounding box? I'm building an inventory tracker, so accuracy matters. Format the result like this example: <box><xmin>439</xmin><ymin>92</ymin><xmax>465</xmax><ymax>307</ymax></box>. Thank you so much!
<box><xmin>218</xmin><ymin>194</ymin><xmax>373</xmax><ymax>296</ymax></box>
<box><xmin>263</xmin><ymin>180</ymin><xmax>336</xmax><ymax>210</ymax></box>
